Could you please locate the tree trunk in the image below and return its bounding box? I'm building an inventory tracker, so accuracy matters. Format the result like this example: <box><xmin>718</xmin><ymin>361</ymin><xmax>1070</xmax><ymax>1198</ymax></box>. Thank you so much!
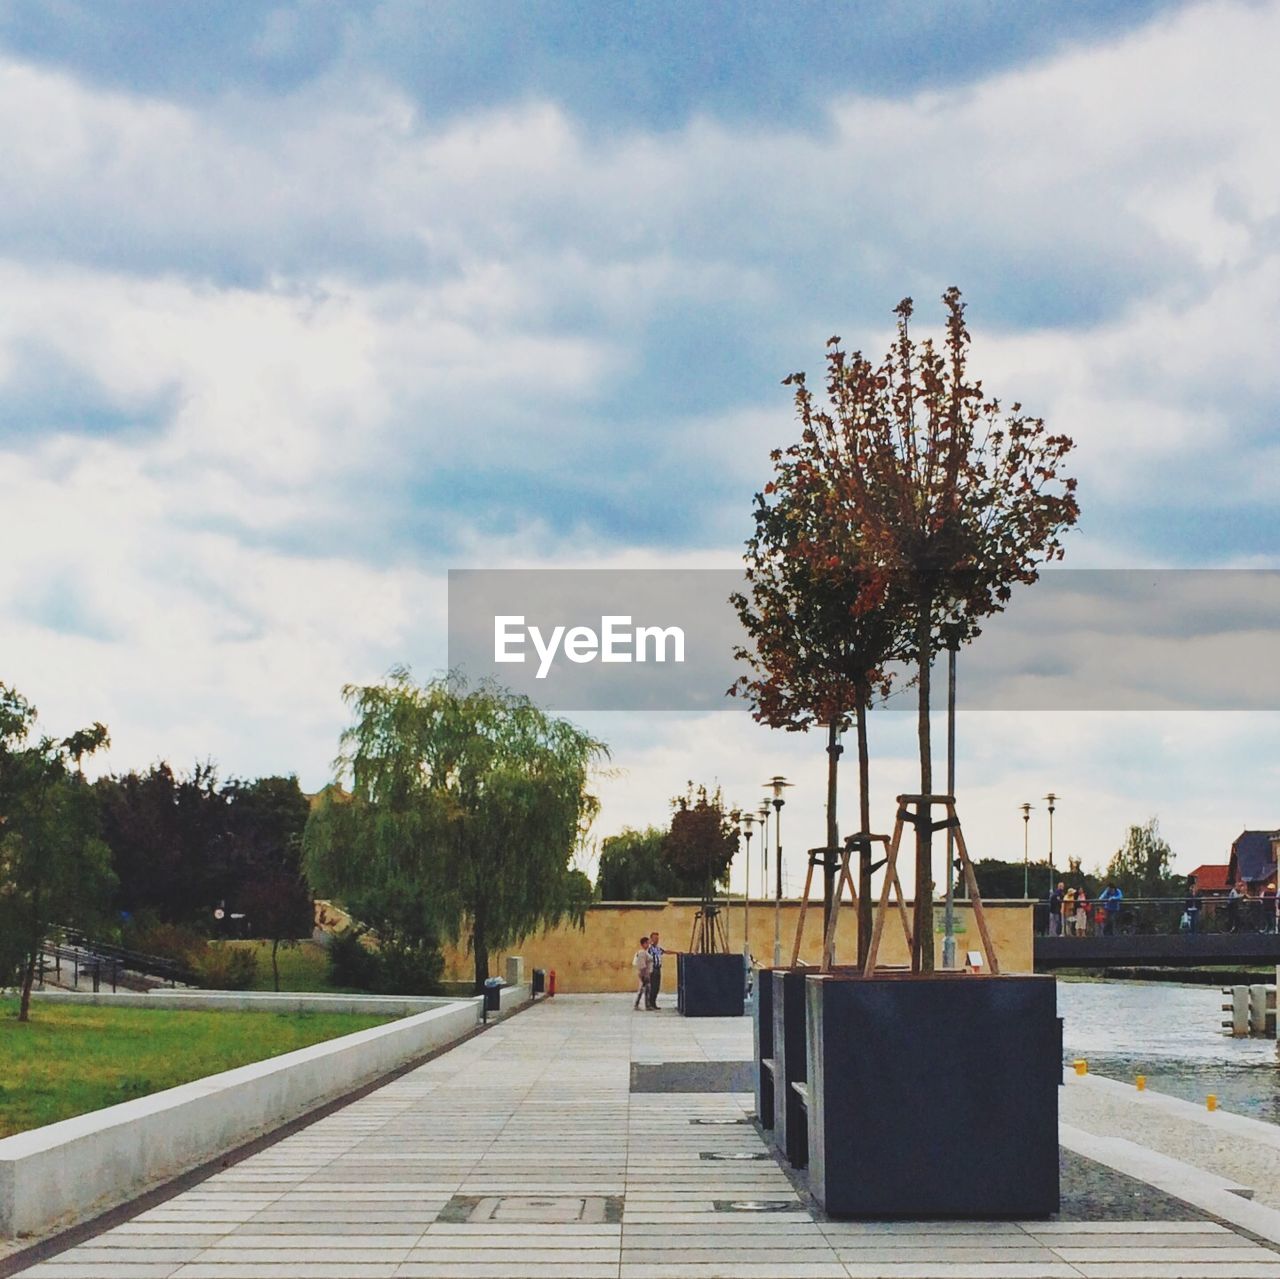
<box><xmin>855</xmin><ymin>691</ymin><xmax>873</xmax><ymax>969</ymax></box>
<box><xmin>18</xmin><ymin>946</ymin><xmax>37</xmax><ymax>1023</ymax></box>
<box><xmin>915</xmin><ymin>601</ymin><xmax>934</xmax><ymax>973</ymax></box>
<box><xmin>271</xmin><ymin>939</ymin><xmax>281</xmax><ymax>993</ymax></box>
<box><xmin>472</xmin><ymin>915</ymin><xmax>490</xmax><ymax>993</ymax></box>
<box><xmin>823</xmin><ymin>719</ymin><xmax>840</xmax><ymax>943</ymax></box>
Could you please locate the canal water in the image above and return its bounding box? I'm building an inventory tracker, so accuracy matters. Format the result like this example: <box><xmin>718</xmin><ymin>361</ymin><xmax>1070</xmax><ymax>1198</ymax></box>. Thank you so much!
<box><xmin>1059</xmin><ymin>979</ymin><xmax>1279</xmax><ymax>1123</ymax></box>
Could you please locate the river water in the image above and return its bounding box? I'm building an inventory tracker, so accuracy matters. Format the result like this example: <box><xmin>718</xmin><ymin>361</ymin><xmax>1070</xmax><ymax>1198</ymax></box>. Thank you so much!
<box><xmin>1058</xmin><ymin>979</ymin><xmax>1279</xmax><ymax>1123</ymax></box>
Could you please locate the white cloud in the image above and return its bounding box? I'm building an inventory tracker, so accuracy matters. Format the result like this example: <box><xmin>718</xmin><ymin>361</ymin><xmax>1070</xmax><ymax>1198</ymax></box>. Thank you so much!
<box><xmin>2</xmin><ymin>0</ymin><xmax>1280</xmax><ymax>867</ymax></box>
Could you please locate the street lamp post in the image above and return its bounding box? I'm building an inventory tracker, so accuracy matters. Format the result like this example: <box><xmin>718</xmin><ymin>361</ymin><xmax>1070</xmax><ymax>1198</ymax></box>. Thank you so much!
<box><xmin>766</xmin><ymin>776</ymin><xmax>793</xmax><ymax>966</ymax></box>
<box><xmin>740</xmin><ymin>812</ymin><xmax>754</xmax><ymax>957</ymax></box>
<box><xmin>758</xmin><ymin>803</ymin><xmax>771</xmax><ymax>899</ymax></box>
<box><xmin>1021</xmin><ymin>802</ymin><xmax>1034</xmax><ymax>899</ymax></box>
<box><xmin>1044</xmin><ymin>793</ymin><xmax>1059</xmax><ymax>895</ymax></box>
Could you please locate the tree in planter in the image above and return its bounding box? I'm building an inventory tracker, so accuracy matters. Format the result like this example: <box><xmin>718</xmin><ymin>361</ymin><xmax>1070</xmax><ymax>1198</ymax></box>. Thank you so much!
<box><xmin>730</xmin><ymin>435</ymin><xmax>905</xmax><ymax>964</ymax></box>
<box><xmin>787</xmin><ymin>289</ymin><xmax>1079</xmax><ymax>969</ymax></box>
<box><xmin>303</xmin><ymin>669</ymin><xmax>606</xmax><ymax>991</ymax></box>
<box><xmin>663</xmin><ymin>784</ymin><xmax>739</xmax><ymax>953</ymax></box>
<box><xmin>0</xmin><ymin>683</ymin><xmax>113</xmax><ymax>1022</ymax></box>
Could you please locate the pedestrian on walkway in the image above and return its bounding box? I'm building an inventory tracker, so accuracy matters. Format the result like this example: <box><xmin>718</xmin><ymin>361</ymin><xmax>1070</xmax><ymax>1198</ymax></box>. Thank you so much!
<box><xmin>1182</xmin><ymin>880</ymin><xmax>1200</xmax><ymax>934</ymax></box>
<box><xmin>1074</xmin><ymin>886</ymin><xmax>1090</xmax><ymax>937</ymax></box>
<box><xmin>1049</xmin><ymin>881</ymin><xmax>1066</xmax><ymax>936</ymax></box>
<box><xmin>632</xmin><ymin>936</ymin><xmax>653</xmax><ymax>1009</ymax></box>
<box><xmin>645</xmin><ymin>931</ymin><xmax>669</xmax><ymax>1009</ymax></box>
<box><xmin>1099</xmin><ymin>882</ymin><xmax>1123</xmax><ymax>935</ymax></box>
<box><xmin>1063</xmin><ymin>886</ymin><xmax>1077</xmax><ymax>936</ymax></box>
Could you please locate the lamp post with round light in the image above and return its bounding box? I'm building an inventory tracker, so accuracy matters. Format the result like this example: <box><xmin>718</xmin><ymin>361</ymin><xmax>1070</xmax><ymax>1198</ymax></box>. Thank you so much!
<box><xmin>739</xmin><ymin>811</ymin><xmax>754</xmax><ymax>956</ymax></box>
<box><xmin>1044</xmin><ymin>793</ymin><xmax>1059</xmax><ymax>897</ymax></box>
<box><xmin>1020</xmin><ymin>802</ymin><xmax>1034</xmax><ymax>899</ymax></box>
<box><xmin>758</xmin><ymin>802</ymin><xmax>771</xmax><ymax>899</ymax></box>
<box><xmin>766</xmin><ymin>776</ymin><xmax>793</xmax><ymax>965</ymax></box>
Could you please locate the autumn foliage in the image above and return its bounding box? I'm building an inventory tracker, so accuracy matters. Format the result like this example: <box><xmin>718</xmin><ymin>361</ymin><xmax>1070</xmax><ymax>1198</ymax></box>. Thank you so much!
<box><xmin>733</xmin><ymin>288</ymin><xmax>1079</xmax><ymax>970</ymax></box>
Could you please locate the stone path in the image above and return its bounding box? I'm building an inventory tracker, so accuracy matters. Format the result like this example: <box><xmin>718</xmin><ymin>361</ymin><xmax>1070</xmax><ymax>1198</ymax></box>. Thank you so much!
<box><xmin>10</xmin><ymin>995</ymin><xmax>1280</xmax><ymax>1278</ymax></box>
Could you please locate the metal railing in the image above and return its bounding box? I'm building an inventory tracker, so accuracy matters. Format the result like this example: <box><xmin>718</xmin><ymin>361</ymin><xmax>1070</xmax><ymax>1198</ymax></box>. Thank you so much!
<box><xmin>54</xmin><ymin>927</ymin><xmax>199</xmax><ymax>986</ymax></box>
<box><xmin>1032</xmin><ymin>895</ymin><xmax>1279</xmax><ymax>938</ymax></box>
<box><xmin>37</xmin><ymin>943</ymin><xmax>124</xmax><ymax>992</ymax></box>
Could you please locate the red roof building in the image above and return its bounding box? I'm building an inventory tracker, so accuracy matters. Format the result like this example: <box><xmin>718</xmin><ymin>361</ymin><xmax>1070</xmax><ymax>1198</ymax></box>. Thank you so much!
<box><xmin>1188</xmin><ymin>863</ymin><xmax>1230</xmax><ymax>893</ymax></box>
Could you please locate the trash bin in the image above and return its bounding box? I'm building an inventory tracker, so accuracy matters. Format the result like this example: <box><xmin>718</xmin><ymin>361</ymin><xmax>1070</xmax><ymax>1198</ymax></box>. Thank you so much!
<box><xmin>532</xmin><ymin>968</ymin><xmax>546</xmax><ymax>995</ymax></box>
<box><xmin>483</xmin><ymin>977</ymin><xmax>505</xmax><ymax>1013</ymax></box>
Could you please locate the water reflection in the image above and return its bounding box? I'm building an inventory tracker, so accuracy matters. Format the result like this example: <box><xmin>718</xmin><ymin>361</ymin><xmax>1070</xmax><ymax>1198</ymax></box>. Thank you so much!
<box><xmin>1059</xmin><ymin>979</ymin><xmax>1279</xmax><ymax>1123</ymax></box>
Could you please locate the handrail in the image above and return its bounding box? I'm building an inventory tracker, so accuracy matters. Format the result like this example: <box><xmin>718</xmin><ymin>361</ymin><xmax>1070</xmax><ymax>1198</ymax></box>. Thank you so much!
<box><xmin>56</xmin><ymin>928</ymin><xmax>199</xmax><ymax>985</ymax></box>
<box><xmin>1030</xmin><ymin>891</ymin><xmax>1277</xmax><ymax>937</ymax></box>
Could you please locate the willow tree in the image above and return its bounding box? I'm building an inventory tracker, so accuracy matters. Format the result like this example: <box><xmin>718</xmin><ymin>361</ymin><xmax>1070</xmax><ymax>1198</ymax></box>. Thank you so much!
<box><xmin>730</xmin><ymin>441</ymin><xmax>904</xmax><ymax>962</ymax></box>
<box><xmin>303</xmin><ymin>670</ymin><xmax>606</xmax><ymax>990</ymax></box>
<box><xmin>789</xmin><ymin>289</ymin><xmax>1078</xmax><ymax>970</ymax></box>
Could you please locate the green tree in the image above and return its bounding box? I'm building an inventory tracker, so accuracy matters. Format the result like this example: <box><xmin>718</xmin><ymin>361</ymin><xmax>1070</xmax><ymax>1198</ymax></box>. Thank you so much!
<box><xmin>596</xmin><ymin>826</ymin><xmax>680</xmax><ymax>900</ymax></box>
<box><xmin>0</xmin><ymin>684</ymin><xmax>113</xmax><ymax>1022</ymax></box>
<box><xmin>1105</xmin><ymin>818</ymin><xmax>1177</xmax><ymax>898</ymax></box>
<box><xmin>303</xmin><ymin>670</ymin><xmax>607</xmax><ymax>991</ymax></box>
<box><xmin>95</xmin><ymin>767</ymin><xmax>311</xmax><ymax>930</ymax></box>
<box><xmin>785</xmin><ymin>289</ymin><xmax>1079</xmax><ymax>969</ymax></box>
<box><xmin>969</xmin><ymin>858</ymin><xmax>1055</xmax><ymax>901</ymax></box>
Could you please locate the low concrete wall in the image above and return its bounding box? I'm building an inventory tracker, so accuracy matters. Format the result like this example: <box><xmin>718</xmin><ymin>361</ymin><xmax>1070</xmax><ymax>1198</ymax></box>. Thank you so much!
<box><xmin>31</xmin><ymin>989</ymin><xmax>458</xmax><ymax>1016</ymax></box>
<box><xmin>0</xmin><ymin>998</ymin><xmax>481</xmax><ymax>1239</ymax></box>
<box><xmin>498</xmin><ymin>982</ymin><xmax>532</xmax><ymax>1011</ymax></box>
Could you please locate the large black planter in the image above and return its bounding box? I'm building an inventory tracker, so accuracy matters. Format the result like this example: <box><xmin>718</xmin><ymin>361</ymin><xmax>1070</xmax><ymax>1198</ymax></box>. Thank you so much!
<box><xmin>753</xmin><ymin>967</ymin><xmax>774</xmax><ymax>1129</ymax></box>
<box><xmin>770</xmin><ymin>969</ymin><xmax>809</xmax><ymax>1168</ymax></box>
<box><xmin>806</xmin><ymin>973</ymin><xmax>1060</xmax><ymax>1218</ymax></box>
<box><xmin>677</xmin><ymin>952</ymin><xmax>745</xmax><ymax>1018</ymax></box>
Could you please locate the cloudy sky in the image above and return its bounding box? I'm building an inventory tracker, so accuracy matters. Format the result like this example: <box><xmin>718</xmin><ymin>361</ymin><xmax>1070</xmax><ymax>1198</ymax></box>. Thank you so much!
<box><xmin>3</xmin><ymin>0</ymin><xmax>1279</xmax><ymax>895</ymax></box>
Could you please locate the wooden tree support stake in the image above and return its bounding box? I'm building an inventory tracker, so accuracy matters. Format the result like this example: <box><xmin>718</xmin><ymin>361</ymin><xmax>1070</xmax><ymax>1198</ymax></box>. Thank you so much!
<box><xmin>789</xmin><ymin>846</ymin><xmax>844</xmax><ymax>968</ymax></box>
<box><xmin>820</xmin><ymin>833</ymin><xmax>889</xmax><ymax>972</ymax></box>
<box><xmin>862</xmin><ymin>795</ymin><xmax>1000</xmax><ymax>976</ymax></box>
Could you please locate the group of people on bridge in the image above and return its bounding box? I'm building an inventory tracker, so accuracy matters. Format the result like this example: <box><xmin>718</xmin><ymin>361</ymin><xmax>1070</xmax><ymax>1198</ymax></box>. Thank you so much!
<box><xmin>1044</xmin><ymin>879</ymin><xmax>1280</xmax><ymax>936</ymax></box>
<box><xmin>1047</xmin><ymin>882</ymin><xmax>1125</xmax><ymax>936</ymax></box>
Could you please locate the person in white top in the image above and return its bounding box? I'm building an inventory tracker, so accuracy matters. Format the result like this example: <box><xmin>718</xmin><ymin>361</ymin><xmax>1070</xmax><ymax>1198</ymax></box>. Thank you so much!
<box><xmin>632</xmin><ymin>936</ymin><xmax>653</xmax><ymax>1010</ymax></box>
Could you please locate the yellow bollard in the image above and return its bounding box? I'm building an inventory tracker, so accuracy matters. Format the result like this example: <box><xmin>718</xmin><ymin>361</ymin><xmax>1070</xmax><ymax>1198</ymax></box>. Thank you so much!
<box><xmin>1206</xmin><ymin>1094</ymin><xmax>1218</xmax><ymax>1111</ymax></box>
<box><xmin>1136</xmin><ymin>1075</ymin><xmax>1146</xmax><ymax>1091</ymax></box>
<box><xmin>1073</xmin><ymin>1059</ymin><xmax>1088</xmax><ymax>1076</ymax></box>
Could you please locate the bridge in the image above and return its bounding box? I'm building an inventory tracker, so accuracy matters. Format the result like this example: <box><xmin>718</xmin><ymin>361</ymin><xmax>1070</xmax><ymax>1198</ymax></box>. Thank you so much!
<box><xmin>1035</xmin><ymin>931</ymin><xmax>1280</xmax><ymax>969</ymax></box>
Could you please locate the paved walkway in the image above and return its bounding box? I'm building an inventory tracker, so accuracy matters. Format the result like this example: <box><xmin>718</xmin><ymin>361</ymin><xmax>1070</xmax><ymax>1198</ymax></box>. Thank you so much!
<box><xmin>11</xmin><ymin>995</ymin><xmax>1280</xmax><ymax>1278</ymax></box>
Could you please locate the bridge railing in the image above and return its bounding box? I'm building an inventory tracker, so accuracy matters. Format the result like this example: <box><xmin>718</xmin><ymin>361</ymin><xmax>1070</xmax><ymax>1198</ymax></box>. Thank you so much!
<box><xmin>1031</xmin><ymin>894</ymin><xmax>1279</xmax><ymax>937</ymax></box>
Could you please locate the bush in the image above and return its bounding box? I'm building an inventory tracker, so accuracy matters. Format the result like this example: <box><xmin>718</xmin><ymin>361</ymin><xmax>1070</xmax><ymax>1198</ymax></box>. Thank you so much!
<box><xmin>191</xmin><ymin>942</ymin><xmax>258</xmax><ymax>990</ymax></box>
<box><xmin>323</xmin><ymin>927</ymin><xmax>442</xmax><ymax>995</ymax></box>
<box><xmin>325</xmin><ymin>928</ymin><xmax>379</xmax><ymax>990</ymax></box>
<box><xmin>373</xmin><ymin>938</ymin><xmax>444</xmax><ymax>996</ymax></box>
<box><xmin>124</xmin><ymin>918</ymin><xmax>207</xmax><ymax>966</ymax></box>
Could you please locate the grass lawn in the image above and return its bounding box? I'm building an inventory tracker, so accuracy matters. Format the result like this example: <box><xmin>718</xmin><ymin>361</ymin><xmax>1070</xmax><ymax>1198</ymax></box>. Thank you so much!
<box><xmin>0</xmin><ymin>998</ymin><xmax>393</xmax><ymax>1138</ymax></box>
<box><xmin>227</xmin><ymin>939</ymin><xmax>358</xmax><ymax>993</ymax></box>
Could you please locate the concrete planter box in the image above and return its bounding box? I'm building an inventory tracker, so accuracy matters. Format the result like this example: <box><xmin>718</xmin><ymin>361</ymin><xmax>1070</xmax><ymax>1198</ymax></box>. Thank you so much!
<box><xmin>805</xmin><ymin>972</ymin><xmax>1060</xmax><ymax>1218</ymax></box>
<box><xmin>753</xmin><ymin>967</ymin><xmax>774</xmax><ymax>1129</ymax></box>
<box><xmin>764</xmin><ymin>965</ymin><xmax>860</xmax><ymax>1165</ymax></box>
<box><xmin>770</xmin><ymin>968</ymin><xmax>809</xmax><ymax>1167</ymax></box>
<box><xmin>676</xmin><ymin>953</ymin><xmax>744</xmax><ymax>1018</ymax></box>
